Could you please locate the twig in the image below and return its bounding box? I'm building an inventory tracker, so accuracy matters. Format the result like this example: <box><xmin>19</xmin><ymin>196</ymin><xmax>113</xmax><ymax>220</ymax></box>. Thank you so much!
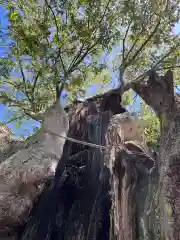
<box><xmin>3</xmin><ymin>80</ymin><xmax>22</xmax><ymax>91</ymax></box>
<box><xmin>0</xmin><ymin>94</ymin><xmax>26</xmax><ymax>108</ymax></box>
<box><xmin>123</xmin><ymin>29</ymin><xmax>143</xmax><ymax>64</ymax></box>
<box><xmin>3</xmin><ymin>114</ymin><xmax>26</xmax><ymax>124</ymax></box>
<box><xmin>89</xmin><ymin>0</ymin><xmax>112</xmax><ymax>36</ymax></box>
<box><xmin>69</xmin><ymin>30</ymin><xmax>107</xmax><ymax>74</ymax></box>
<box><xmin>176</xmin><ymin>86</ymin><xmax>180</xmax><ymax>92</ymax></box>
<box><xmin>98</xmin><ymin>0</ymin><xmax>112</xmax><ymax>26</ymax></box>
<box><xmin>0</xmin><ymin>62</ymin><xmax>9</xmax><ymax>75</ymax></box>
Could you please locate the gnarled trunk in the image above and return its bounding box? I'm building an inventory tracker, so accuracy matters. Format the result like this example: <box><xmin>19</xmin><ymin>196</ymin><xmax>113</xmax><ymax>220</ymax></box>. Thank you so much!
<box><xmin>11</xmin><ymin>91</ymin><xmax>155</xmax><ymax>240</ymax></box>
<box><xmin>130</xmin><ymin>70</ymin><xmax>180</xmax><ymax>239</ymax></box>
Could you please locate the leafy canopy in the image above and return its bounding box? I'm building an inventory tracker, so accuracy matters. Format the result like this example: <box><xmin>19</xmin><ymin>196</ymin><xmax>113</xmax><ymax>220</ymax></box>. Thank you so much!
<box><xmin>1</xmin><ymin>0</ymin><xmax>120</xmax><ymax>120</ymax></box>
<box><xmin>0</xmin><ymin>0</ymin><xmax>180</xmax><ymax>141</ymax></box>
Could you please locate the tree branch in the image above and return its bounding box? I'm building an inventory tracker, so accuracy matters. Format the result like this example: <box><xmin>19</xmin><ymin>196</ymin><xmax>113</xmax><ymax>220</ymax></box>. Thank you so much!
<box><xmin>3</xmin><ymin>114</ymin><xmax>26</xmax><ymax>125</ymax></box>
<box><xmin>22</xmin><ymin>110</ymin><xmax>43</xmax><ymax>121</ymax></box>
<box><xmin>0</xmin><ymin>94</ymin><xmax>43</xmax><ymax>121</ymax></box>
<box><xmin>69</xmin><ymin>43</ymin><xmax>97</xmax><ymax>73</ymax></box>
<box><xmin>122</xmin><ymin>7</ymin><xmax>149</xmax><ymax>65</ymax></box>
<box><xmin>124</xmin><ymin>19</ymin><xmax>161</xmax><ymax>69</ymax></box>
<box><xmin>156</xmin><ymin>65</ymin><xmax>180</xmax><ymax>71</ymax></box>
<box><xmin>121</xmin><ymin>30</ymin><xmax>180</xmax><ymax>95</ymax></box>
<box><xmin>32</xmin><ymin>70</ymin><xmax>41</xmax><ymax>96</ymax></box>
<box><xmin>68</xmin><ymin>0</ymin><xmax>112</xmax><ymax>74</ymax></box>
<box><xmin>121</xmin><ymin>69</ymin><xmax>175</xmax><ymax>121</ymax></box>
<box><xmin>3</xmin><ymin>80</ymin><xmax>23</xmax><ymax>92</ymax></box>
<box><xmin>68</xmin><ymin>44</ymin><xmax>85</xmax><ymax>72</ymax></box>
<box><xmin>123</xmin><ymin>28</ymin><xmax>144</xmax><ymax>65</ymax></box>
<box><xmin>153</xmin><ymin>44</ymin><xmax>180</xmax><ymax>69</ymax></box>
<box><xmin>55</xmin><ymin>82</ymin><xmax>65</xmax><ymax>100</ymax></box>
<box><xmin>122</xmin><ymin>20</ymin><xmax>133</xmax><ymax>63</ymax></box>
<box><xmin>19</xmin><ymin>60</ymin><xmax>32</xmax><ymax>104</ymax></box>
<box><xmin>45</xmin><ymin>0</ymin><xmax>66</xmax><ymax>75</ymax></box>
<box><xmin>45</xmin><ymin>0</ymin><xmax>68</xmax><ymax>101</ymax></box>
<box><xmin>31</xmin><ymin>70</ymin><xmax>42</xmax><ymax>107</ymax></box>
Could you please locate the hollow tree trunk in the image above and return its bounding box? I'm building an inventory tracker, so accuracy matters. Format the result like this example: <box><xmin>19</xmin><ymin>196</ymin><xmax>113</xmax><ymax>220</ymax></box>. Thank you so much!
<box><xmin>13</xmin><ymin>91</ymin><xmax>154</xmax><ymax>240</ymax></box>
<box><xmin>8</xmin><ymin>70</ymin><xmax>177</xmax><ymax>240</ymax></box>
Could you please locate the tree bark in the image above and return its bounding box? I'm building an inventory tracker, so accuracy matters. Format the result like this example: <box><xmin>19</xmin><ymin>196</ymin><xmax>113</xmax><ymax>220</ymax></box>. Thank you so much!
<box><xmin>0</xmin><ymin>87</ymin><xmax>162</xmax><ymax>239</ymax></box>
<box><xmin>128</xmin><ymin>70</ymin><xmax>180</xmax><ymax>239</ymax></box>
<box><xmin>0</xmin><ymin>101</ymin><xmax>69</xmax><ymax>239</ymax></box>
<box><xmin>7</xmin><ymin>92</ymin><xmax>154</xmax><ymax>240</ymax></box>
<box><xmin>1</xmin><ymin>70</ymin><xmax>177</xmax><ymax>239</ymax></box>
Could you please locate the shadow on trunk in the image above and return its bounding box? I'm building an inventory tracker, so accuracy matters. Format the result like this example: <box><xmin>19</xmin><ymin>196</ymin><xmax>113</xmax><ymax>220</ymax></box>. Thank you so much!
<box><xmin>7</xmin><ymin>90</ymin><xmax>158</xmax><ymax>240</ymax></box>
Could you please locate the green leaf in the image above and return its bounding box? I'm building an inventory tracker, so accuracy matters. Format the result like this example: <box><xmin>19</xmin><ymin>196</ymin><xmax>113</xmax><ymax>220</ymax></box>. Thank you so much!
<box><xmin>15</xmin><ymin>122</ymin><xmax>21</xmax><ymax>129</ymax></box>
<box><xmin>10</xmin><ymin>10</ymin><xmax>19</xmax><ymax>21</ymax></box>
<box><xmin>0</xmin><ymin>0</ymin><xmax>179</xmax><ymax>139</ymax></box>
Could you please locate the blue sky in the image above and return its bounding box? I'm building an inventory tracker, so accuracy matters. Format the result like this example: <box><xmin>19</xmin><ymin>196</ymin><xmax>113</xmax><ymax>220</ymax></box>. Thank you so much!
<box><xmin>0</xmin><ymin>5</ymin><xmax>180</xmax><ymax>137</ymax></box>
<box><xmin>0</xmin><ymin>6</ymin><xmax>40</xmax><ymax>136</ymax></box>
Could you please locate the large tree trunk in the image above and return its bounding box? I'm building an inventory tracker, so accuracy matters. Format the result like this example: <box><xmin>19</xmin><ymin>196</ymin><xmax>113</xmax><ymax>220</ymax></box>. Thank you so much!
<box><xmin>2</xmin><ymin>71</ymin><xmax>177</xmax><ymax>239</ymax></box>
<box><xmin>2</xmin><ymin>91</ymin><xmax>154</xmax><ymax>240</ymax></box>
<box><xmin>129</xmin><ymin>70</ymin><xmax>180</xmax><ymax>239</ymax></box>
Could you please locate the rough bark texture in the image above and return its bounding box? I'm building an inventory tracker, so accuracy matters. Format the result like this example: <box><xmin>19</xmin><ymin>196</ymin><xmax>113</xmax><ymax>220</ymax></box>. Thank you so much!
<box><xmin>0</xmin><ymin>101</ymin><xmax>69</xmax><ymax>238</ymax></box>
<box><xmin>0</xmin><ymin>133</ymin><xmax>38</xmax><ymax>163</ymax></box>
<box><xmin>0</xmin><ymin>125</ymin><xmax>21</xmax><ymax>162</ymax></box>
<box><xmin>105</xmin><ymin>120</ymin><xmax>155</xmax><ymax>240</ymax></box>
<box><xmin>128</xmin><ymin>70</ymin><xmax>180</xmax><ymax>239</ymax></box>
<box><xmin>2</xmin><ymin>90</ymin><xmax>154</xmax><ymax>240</ymax></box>
<box><xmin>2</xmin><ymin>70</ymin><xmax>177</xmax><ymax>239</ymax></box>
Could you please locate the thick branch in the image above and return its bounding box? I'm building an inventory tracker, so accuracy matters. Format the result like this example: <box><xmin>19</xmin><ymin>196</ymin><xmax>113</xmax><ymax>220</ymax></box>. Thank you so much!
<box><xmin>121</xmin><ymin>34</ymin><xmax>180</xmax><ymax>117</ymax></box>
<box><xmin>124</xmin><ymin>70</ymin><xmax>175</xmax><ymax>120</ymax></box>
